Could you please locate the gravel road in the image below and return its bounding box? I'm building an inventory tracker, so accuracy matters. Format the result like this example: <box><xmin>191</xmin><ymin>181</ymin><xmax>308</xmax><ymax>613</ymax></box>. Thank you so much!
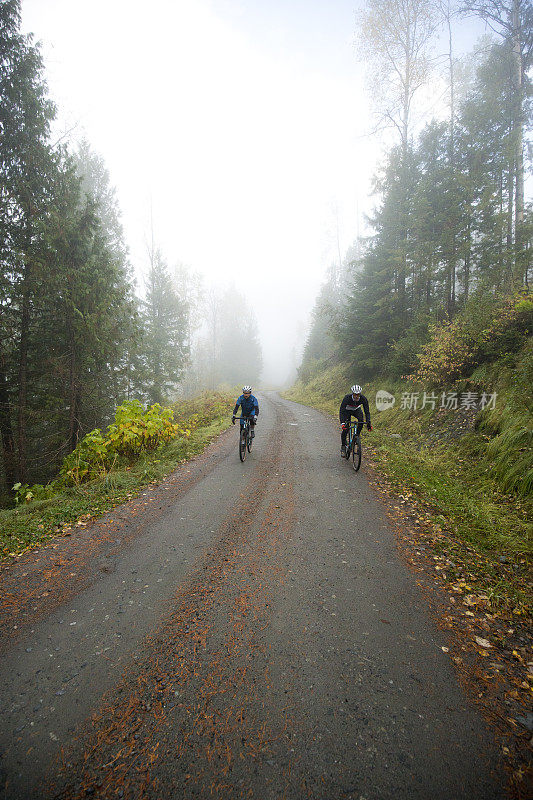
<box><xmin>0</xmin><ymin>392</ymin><xmax>504</xmax><ymax>799</ymax></box>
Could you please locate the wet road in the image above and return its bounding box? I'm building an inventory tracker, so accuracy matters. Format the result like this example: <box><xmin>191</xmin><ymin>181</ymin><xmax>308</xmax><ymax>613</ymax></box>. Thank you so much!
<box><xmin>0</xmin><ymin>392</ymin><xmax>504</xmax><ymax>799</ymax></box>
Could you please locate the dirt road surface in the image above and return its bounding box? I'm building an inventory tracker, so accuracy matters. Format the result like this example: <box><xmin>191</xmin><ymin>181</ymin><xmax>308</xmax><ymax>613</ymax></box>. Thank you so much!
<box><xmin>0</xmin><ymin>392</ymin><xmax>505</xmax><ymax>799</ymax></box>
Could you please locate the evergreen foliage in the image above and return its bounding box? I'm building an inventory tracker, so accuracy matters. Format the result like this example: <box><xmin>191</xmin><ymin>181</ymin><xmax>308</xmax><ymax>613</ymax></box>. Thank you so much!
<box><xmin>301</xmin><ymin>28</ymin><xmax>532</xmax><ymax>383</ymax></box>
<box><xmin>140</xmin><ymin>249</ymin><xmax>189</xmax><ymax>405</ymax></box>
<box><xmin>0</xmin><ymin>5</ymin><xmax>194</xmax><ymax>498</ymax></box>
<box><xmin>0</xmin><ymin>11</ymin><xmax>139</xmax><ymax>491</ymax></box>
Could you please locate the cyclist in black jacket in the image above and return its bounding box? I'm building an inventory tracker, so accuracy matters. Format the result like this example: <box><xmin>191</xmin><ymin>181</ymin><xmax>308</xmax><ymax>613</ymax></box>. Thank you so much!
<box><xmin>339</xmin><ymin>384</ymin><xmax>372</xmax><ymax>457</ymax></box>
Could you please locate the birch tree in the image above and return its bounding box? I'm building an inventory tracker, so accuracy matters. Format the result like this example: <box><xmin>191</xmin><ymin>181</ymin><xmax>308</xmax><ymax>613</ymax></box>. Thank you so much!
<box><xmin>358</xmin><ymin>0</ymin><xmax>439</xmax><ymax>311</ymax></box>
<box><xmin>358</xmin><ymin>0</ymin><xmax>438</xmax><ymax>155</ymax></box>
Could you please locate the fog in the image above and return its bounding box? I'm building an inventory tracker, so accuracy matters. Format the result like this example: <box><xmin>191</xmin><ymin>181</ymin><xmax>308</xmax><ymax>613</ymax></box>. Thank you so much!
<box><xmin>20</xmin><ymin>0</ymin><xmax>483</xmax><ymax>387</ymax></box>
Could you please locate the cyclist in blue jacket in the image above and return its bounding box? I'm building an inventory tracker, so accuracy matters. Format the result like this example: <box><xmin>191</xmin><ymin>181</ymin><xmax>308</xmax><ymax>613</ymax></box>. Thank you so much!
<box><xmin>232</xmin><ymin>386</ymin><xmax>259</xmax><ymax>438</ymax></box>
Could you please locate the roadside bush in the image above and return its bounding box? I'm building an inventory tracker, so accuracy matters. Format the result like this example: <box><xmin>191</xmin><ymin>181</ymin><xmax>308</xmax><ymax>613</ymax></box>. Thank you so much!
<box><xmin>57</xmin><ymin>400</ymin><xmax>188</xmax><ymax>487</ymax></box>
<box><xmin>12</xmin><ymin>482</ymin><xmax>55</xmax><ymax>505</ymax></box>
<box><xmin>413</xmin><ymin>291</ymin><xmax>532</xmax><ymax>386</ymax></box>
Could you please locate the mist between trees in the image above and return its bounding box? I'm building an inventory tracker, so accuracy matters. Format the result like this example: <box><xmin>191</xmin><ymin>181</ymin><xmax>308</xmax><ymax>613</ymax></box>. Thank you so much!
<box><xmin>0</xmin><ymin>1</ymin><xmax>262</xmax><ymax>497</ymax></box>
<box><xmin>301</xmin><ymin>0</ymin><xmax>531</xmax><ymax>382</ymax></box>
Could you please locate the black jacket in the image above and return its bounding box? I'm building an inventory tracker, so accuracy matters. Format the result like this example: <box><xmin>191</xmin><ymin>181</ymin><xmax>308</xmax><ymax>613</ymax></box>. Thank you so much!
<box><xmin>339</xmin><ymin>393</ymin><xmax>371</xmax><ymax>425</ymax></box>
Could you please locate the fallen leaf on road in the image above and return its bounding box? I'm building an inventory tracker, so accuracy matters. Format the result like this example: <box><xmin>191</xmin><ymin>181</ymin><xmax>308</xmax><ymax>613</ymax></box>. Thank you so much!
<box><xmin>475</xmin><ymin>637</ymin><xmax>492</xmax><ymax>649</ymax></box>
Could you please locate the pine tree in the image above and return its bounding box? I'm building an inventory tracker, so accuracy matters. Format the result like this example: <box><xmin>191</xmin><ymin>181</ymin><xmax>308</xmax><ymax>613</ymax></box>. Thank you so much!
<box><xmin>0</xmin><ymin>0</ymin><xmax>56</xmax><ymax>482</ymax></box>
<box><xmin>141</xmin><ymin>250</ymin><xmax>189</xmax><ymax>405</ymax></box>
<box><xmin>461</xmin><ymin>0</ymin><xmax>533</xmax><ymax>282</ymax></box>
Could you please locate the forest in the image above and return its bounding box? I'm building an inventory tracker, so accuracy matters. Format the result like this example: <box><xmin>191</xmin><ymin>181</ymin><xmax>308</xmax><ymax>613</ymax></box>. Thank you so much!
<box><xmin>0</xmin><ymin>0</ymin><xmax>262</xmax><ymax>497</ymax></box>
<box><xmin>1</xmin><ymin>0</ymin><xmax>531</xmax><ymax>501</ymax></box>
<box><xmin>301</xmin><ymin>0</ymin><xmax>531</xmax><ymax>384</ymax></box>
<box><xmin>0</xmin><ymin>3</ymin><xmax>531</xmax><ymax>794</ymax></box>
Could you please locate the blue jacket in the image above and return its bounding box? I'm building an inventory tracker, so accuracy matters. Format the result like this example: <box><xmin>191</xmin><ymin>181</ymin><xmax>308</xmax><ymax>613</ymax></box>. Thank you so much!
<box><xmin>233</xmin><ymin>394</ymin><xmax>259</xmax><ymax>419</ymax></box>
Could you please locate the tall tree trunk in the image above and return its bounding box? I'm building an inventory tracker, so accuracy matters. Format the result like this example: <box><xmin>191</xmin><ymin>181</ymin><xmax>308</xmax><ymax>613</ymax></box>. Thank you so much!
<box><xmin>0</xmin><ymin>351</ymin><xmax>17</xmax><ymax>492</ymax></box>
<box><xmin>446</xmin><ymin>0</ymin><xmax>457</xmax><ymax>317</ymax></box>
<box><xmin>398</xmin><ymin>25</ymin><xmax>412</xmax><ymax>316</ymax></box>
<box><xmin>464</xmin><ymin>216</ymin><xmax>471</xmax><ymax>301</ymax></box>
<box><xmin>512</xmin><ymin>0</ymin><xmax>525</xmax><ymax>285</ymax></box>
<box><xmin>463</xmin><ymin>0</ymin><xmax>527</xmax><ymax>285</ymax></box>
<box><xmin>67</xmin><ymin>313</ymin><xmax>81</xmax><ymax>452</ymax></box>
<box><xmin>17</xmin><ymin>282</ymin><xmax>30</xmax><ymax>482</ymax></box>
<box><xmin>69</xmin><ymin>385</ymin><xmax>81</xmax><ymax>452</ymax></box>
<box><xmin>506</xmin><ymin>162</ymin><xmax>515</xmax><ymax>285</ymax></box>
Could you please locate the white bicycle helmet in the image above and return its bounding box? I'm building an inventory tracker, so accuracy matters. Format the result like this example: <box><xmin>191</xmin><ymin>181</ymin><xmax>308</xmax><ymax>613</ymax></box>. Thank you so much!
<box><xmin>243</xmin><ymin>385</ymin><xmax>252</xmax><ymax>393</ymax></box>
<box><xmin>351</xmin><ymin>384</ymin><xmax>363</xmax><ymax>394</ymax></box>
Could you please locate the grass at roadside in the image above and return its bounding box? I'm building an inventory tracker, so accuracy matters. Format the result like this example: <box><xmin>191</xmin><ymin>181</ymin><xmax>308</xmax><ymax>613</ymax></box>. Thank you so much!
<box><xmin>0</xmin><ymin>395</ymin><xmax>233</xmax><ymax>562</ymax></box>
<box><xmin>285</xmin><ymin>376</ymin><xmax>532</xmax><ymax>612</ymax></box>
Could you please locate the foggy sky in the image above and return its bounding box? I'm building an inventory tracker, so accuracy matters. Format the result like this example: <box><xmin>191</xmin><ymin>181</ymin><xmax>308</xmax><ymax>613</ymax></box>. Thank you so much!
<box><xmin>21</xmin><ymin>0</ymin><xmax>485</xmax><ymax>386</ymax></box>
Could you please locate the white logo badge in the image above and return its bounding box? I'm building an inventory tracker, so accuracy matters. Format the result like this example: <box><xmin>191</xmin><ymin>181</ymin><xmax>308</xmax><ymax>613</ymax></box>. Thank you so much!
<box><xmin>375</xmin><ymin>390</ymin><xmax>396</xmax><ymax>411</ymax></box>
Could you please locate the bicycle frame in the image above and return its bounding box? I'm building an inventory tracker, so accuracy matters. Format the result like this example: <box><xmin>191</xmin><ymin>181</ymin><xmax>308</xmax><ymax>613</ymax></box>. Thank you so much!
<box><xmin>234</xmin><ymin>415</ymin><xmax>253</xmax><ymax>426</ymax></box>
<box><xmin>234</xmin><ymin>416</ymin><xmax>253</xmax><ymax>461</ymax></box>
<box><xmin>344</xmin><ymin>419</ymin><xmax>365</xmax><ymax>471</ymax></box>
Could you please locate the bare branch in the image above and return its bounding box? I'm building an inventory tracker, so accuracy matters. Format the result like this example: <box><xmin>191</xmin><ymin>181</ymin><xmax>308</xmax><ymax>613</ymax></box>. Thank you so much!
<box><xmin>51</xmin><ymin>122</ymin><xmax>80</xmax><ymax>149</ymax></box>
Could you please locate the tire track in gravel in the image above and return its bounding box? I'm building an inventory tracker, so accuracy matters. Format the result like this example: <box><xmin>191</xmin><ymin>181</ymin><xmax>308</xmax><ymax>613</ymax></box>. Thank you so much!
<box><xmin>46</xmin><ymin>398</ymin><xmax>298</xmax><ymax>800</ymax></box>
<box><xmin>0</xmin><ymin>428</ymin><xmax>237</xmax><ymax>653</ymax></box>
<box><xmin>0</xmin><ymin>394</ymin><xmax>285</xmax><ymax>799</ymax></box>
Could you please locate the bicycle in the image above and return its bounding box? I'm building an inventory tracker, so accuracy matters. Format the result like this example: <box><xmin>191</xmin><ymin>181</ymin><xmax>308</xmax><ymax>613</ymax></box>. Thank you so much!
<box><xmin>234</xmin><ymin>416</ymin><xmax>254</xmax><ymax>462</ymax></box>
<box><xmin>344</xmin><ymin>419</ymin><xmax>363</xmax><ymax>471</ymax></box>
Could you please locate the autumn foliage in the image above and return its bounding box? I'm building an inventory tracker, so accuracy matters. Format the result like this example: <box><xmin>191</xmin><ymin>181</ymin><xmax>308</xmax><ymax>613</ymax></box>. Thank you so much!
<box><xmin>413</xmin><ymin>292</ymin><xmax>532</xmax><ymax>386</ymax></box>
<box><xmin>57</xmin><ymin>401</ymin><xmax>190</xmax><ymax>486</ymax></box>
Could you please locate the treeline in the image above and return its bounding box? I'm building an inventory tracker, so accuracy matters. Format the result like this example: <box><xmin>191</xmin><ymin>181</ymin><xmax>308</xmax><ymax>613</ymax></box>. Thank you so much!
<box><xmin>301</xmin><ymin>0</ymin><xmax>532</xmax><ymax>381</ymax></box>
<box><xmin>0</xmin><ymin>1</ymin><xmax>262</xmax><ymax>495</ymax></box>
<box><xmin>185</xmin><ymin>285</ymin><xmax>263</xmax><ymax>393</ymax></box>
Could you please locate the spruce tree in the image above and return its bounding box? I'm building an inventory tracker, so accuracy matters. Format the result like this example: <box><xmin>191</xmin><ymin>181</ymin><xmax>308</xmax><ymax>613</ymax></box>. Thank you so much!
<box><xmin>141</xmin><ymin>250</ymin><xmax>189</xmax><ymax>405</ymax></box>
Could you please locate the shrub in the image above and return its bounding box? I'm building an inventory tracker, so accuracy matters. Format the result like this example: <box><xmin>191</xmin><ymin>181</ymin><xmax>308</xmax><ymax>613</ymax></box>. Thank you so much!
<box><xmin>57</xmin><ymin>400</ymin><xmax>188</xmax><ymax>487</ymax></box>
<box><xmin>172</xmin><ymin>392</ymin><xmax>233</xmax><ymax>428</ymax></box>
<box><xmin>413</xmin><ymin>291</ymin><xmax>532</xmax><ymax>386</ymax></box>
<box><xmin>12</xmin><ymin>482</ymin><xmax>55</xmax><ymax>504</ymax></box>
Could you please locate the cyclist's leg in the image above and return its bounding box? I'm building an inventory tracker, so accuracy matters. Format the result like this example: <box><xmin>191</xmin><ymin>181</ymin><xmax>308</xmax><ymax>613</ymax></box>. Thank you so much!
<box><xmin>340</xmin><ymin>421</ymin><xmax>348</xmax><ymax>455</ymax></box>
<box><xmin>355</xmin><ymin>408</ymin><xmax>364</xmax><ymax>436</ymax></box>
<box><xmin>341</xmin><ymin>420</ymin><xmax>349</xmax><ymax>448</ymax></box>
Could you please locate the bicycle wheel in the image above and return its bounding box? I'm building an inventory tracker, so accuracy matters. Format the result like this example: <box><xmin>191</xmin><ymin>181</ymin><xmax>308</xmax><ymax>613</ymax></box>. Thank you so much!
<box><xmin>352</xmin><ymin>434</ymin><xmax>362</xmax><ymax>471</ymax></box>
<box><xmin>239</xmin><ymin>427</ymin><xmax>247</xmax><ymax>461</ymax></box>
